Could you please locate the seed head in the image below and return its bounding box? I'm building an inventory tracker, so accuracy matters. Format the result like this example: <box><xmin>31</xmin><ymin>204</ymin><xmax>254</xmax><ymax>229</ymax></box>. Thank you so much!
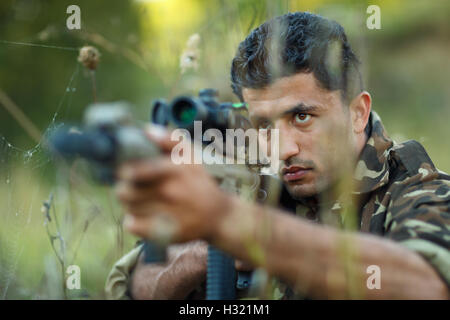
<box><xmin>78</xmin><ymin>46</ymin><xmax>100</xmax><ymax>70</ymax></box>
<box><xmin>180</xmin><ymin>34</ymin><xmax>201</xmax><ymax>74</ymax></box>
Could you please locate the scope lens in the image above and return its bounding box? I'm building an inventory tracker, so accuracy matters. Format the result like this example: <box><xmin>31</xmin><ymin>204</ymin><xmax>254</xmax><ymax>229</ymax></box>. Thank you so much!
<box><xmin>172</xmin><ymin>100</ymin><xmax>197</xmax><ymax>125</ymax></box>
<box><xmin>151</xmin><ymin>100</ymin><xmax>169</xmax><ymax>125</ymax></box>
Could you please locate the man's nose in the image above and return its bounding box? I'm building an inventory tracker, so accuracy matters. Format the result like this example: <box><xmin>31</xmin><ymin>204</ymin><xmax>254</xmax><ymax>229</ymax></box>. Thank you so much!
<box><xmin>276</xmin><ymin>121</ymin><xmax>300</xmax><ymax>161</ymax></box>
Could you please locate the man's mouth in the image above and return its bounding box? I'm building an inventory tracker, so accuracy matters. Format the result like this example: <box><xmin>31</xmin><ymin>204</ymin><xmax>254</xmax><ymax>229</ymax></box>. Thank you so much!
<box><xmin>281</xmin><ymin>166</ymin><xmax>313</xmax><ymax>182</ymax></box>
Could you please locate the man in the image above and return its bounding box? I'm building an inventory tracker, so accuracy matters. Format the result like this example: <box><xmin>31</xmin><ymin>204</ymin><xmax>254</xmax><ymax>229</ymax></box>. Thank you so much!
<box><xmin>105</xmin><ymin>12</ymin><xmax>449</xmax><ymax>299</ymax></box>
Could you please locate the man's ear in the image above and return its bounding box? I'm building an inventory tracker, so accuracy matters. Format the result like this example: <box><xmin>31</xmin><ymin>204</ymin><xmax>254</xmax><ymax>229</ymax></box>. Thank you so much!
<box><xmin>349</xmin><ymin>91</ymin><xmax>371</xmax><ymax>134</ymax></box>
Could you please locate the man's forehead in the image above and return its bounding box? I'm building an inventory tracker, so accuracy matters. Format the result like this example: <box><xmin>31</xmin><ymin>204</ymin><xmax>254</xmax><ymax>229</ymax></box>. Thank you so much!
<box><xmin>242</xmin><ymin>73</ymin><xmax>338</xmax><ymax>118</ymax></box>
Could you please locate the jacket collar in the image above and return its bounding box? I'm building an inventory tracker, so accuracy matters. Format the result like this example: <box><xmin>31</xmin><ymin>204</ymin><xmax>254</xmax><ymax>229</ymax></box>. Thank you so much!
<box><xmin>352</xmin><ymin>111</ymin><xmax>393</xmax><ymax>194</ymax></box>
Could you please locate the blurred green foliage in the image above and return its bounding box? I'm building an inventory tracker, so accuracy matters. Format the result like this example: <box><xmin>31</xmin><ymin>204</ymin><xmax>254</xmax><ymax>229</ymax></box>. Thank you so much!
<box><xmin>0</xmin><ymin>0</ymin><xmax>449</xmax><ymax>299</ymax></box>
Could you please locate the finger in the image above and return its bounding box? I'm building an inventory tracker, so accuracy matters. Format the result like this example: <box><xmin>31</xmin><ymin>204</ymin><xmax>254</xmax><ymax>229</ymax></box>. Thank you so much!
<box><xmin>144</xmin><ymin>124</ymin><xmax>179</xmax><ymax>153</ymax></box>
<box><xmin>123</xmin><ymin>201</ymin><xmax>164</xmax><ymax>217</ymax></box>
<box><xmin>124</xmin><ymin>212</ymin><xmax>178</xmax><ymax>243</ymax></box>
<box><xmin>235</xmin><ymin>259</ymin><xmax>254</xmax><ymax>271</ymax></box>
<box><xmin>115</xmin><ymin>181</ymin><xmax>161</xmax><ymax>204</ymax></box>
<box><xmin>117</xmin><ymin>158</ymin><xmax>178</xmax><ymax>183</ymax></box>
<box><xmin>124</xmin><ymin>214</ymin><xmax>152</xmax><ymax>238</ymax></box>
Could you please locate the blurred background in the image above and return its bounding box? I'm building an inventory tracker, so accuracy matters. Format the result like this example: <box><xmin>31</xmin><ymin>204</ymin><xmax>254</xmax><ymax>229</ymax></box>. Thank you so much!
<box><xmin>0</xmin><ymin>0</ymin><xmax>449</xmax><ymax>299</ymax></box>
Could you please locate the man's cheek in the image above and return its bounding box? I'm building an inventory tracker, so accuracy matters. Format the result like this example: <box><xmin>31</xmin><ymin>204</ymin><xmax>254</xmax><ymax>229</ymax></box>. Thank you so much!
<box><xmin>313</xmin><ymin>124</ymin><xmax>346</xmax><ymax>169</ymax></box>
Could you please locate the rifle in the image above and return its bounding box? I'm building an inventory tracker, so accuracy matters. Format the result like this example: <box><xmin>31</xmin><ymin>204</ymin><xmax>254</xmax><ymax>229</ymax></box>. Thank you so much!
<box><xmin>47</xmin><ymin>89</ymin><xmax>260</xmax><ymax>299</ymax></box>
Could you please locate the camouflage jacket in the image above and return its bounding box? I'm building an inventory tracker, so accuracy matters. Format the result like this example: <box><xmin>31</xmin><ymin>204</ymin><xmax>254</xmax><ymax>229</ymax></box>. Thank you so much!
<box><xmin>105</xmin><ymin>111</ymin><xmax>450</xmax><ymax>299</ymax></box>
<box><xmin>286</xmin><ymin>110</ymin><xmax>450</xmax><ymax>294</ymax></box>
<box><xmin>353</xmin><ymin>111</ymin><xmax>449</xmax><ymax>287</ymax></box>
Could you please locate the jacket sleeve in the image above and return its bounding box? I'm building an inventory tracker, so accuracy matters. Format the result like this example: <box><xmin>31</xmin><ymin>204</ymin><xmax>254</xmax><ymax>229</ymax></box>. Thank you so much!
<box><xmin>384</xmin><ymin>173</ymin><xmax>450</xmax><ymax>288</ymax></box>
<box><xmin>104</xmin><ymin>244</ymin><xmax>143</xmax><ymax>299</ymax></box>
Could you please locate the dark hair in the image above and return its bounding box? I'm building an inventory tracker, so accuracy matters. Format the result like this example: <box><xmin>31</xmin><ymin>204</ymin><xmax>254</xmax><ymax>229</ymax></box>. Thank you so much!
<box><xmin>231</xmin><ymin>12</ymin><xmax>363</xmax><ymax>103</ymax></box>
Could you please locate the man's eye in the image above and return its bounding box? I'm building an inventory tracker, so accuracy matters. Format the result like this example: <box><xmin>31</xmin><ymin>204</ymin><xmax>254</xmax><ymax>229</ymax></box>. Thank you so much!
<box><xmin>293</xmin><ymin>113</ymin><xmax>311</xmax><ymax>124</ymax></box>
<box><xmin>258</xmin><ymin>120</ymin><xmax>272</xmax><ymax>129</ymax></box>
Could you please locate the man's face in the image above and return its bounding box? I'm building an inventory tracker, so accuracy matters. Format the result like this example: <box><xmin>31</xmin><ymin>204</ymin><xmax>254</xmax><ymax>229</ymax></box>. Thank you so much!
<box><xmin>243</xmin><ymin>72</ymin><xmax>356</xmax><ymax>199</ymax></box>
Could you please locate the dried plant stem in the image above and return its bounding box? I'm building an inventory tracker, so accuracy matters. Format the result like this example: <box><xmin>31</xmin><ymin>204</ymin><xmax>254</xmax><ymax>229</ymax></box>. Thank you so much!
<box><xmin>43</xmin><ymin>193</ymin><xmax>67</xmax><ymax>299</ymax></box>
<box><xmin>107</xmin><ymin>190</ymin><xmax>124</xmax><ymax>258</ymax></box>
<box><xmin>71</xmin><ymin>220</ymin><xmax>90</xmax><ymax>265</ymax></box>
<box><xmin>90</xmin><ymin>70</ymin><xmax>97</xmax><ymax>103</ymax></box>
<box><xmin>116</xmin><ymin>220</ymin><xmax>123</xmax><ymax>257</ymax></box>
<box><xmin>0</xmin><ymin>88</ymin><xmax>41</xmax><ymax>143</ymax></box>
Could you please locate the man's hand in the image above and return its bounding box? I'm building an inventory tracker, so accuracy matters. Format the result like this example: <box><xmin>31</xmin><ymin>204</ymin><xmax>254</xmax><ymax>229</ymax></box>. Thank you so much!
<box><xmin>115</xmin><ymin>126</ymin><xmax>232</xmax><ymax>243</ymax></box>
<box><xmin>131</xmin><ymin>241</ymin><xmax>208</xmax><ymax>300</ymax></box>
<box><xmin>131</xmin><ymin>240</ymin><xmax>253</xmax><ymax>300</ymax></box>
